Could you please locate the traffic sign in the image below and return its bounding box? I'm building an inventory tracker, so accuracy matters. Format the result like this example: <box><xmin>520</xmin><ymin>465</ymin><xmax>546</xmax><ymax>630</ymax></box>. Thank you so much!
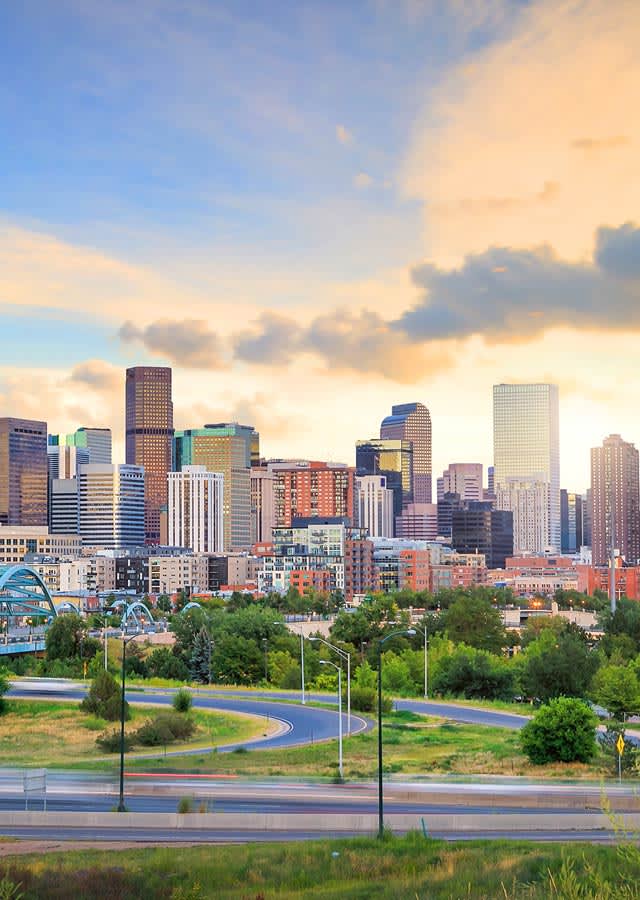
<box><xmin>616</xmin><ymin>734</ymin><xmax>625</xmax><ymax>756</ymax></box>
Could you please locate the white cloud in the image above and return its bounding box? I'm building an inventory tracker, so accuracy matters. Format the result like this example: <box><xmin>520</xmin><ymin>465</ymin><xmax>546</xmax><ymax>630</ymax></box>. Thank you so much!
<box><xmin>353</xmin><ymin>172</ymin><xmax>374</xmax><ymax>189</ymax></box>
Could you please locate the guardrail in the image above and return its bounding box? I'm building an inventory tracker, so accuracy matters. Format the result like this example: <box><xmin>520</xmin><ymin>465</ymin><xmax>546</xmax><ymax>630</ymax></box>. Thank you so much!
<box><xmin>0</xmin><ymin>639</ymin><xmax>46</xmax><ymax>655</ymax></box>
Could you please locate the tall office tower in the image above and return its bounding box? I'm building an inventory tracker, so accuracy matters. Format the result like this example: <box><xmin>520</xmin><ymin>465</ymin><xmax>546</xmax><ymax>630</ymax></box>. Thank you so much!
<box><xmin>174</xmin><ymin>425</ymin><xmax>252</xmax><ymax>550</ymax></box>
<box><xmin>67</xmin><ymin>427</ymin><xmax>112</xmax><ymax>464</ymax></box>
<box><xmin>560</xmin><ymin>490</ymin><xmax>584</xmax><ymax>554</ymax></box>
<box><xmin>355</xmin><ymin>475</ymin><xmax>394</xmax><ymax>538</ymax></box>
<box><xmin>493</xmin><ymin>383</ymin><xmax>560</xmax><ymax>551</ymax></box>
<box><xmin>49</xmin><ymin>479</ymin><xmax>79</xmax><ymax>534</ymax></box>
<box><xmin>437</xmin><ymin>492</ymin><xmax>463</xmax><ymax>540</ymax></box>
<box><xmin>487</xmin><ymin>466</ymin><xmax>495</xmax><ymax>497</ymax></box>
<box><xmin>590</xmin><ymin>434</ymin><xmax>640</xmax><ymax>566</ymax></box>
<box><xmin>451</xmin><ymin>502</ymin><xmax>514</xmax><ymax>569</ymax></box>
<box><xmin>582</xmin><ymin>489</ymin><xmax>592</xmax><ymax>547</ymax></box>
<box><xmin>47</xmin><ymin>443</ymin><xmax>89</xmax><ymax>479</ymax></box>
<box><xmin>380</xmin><ymin>402</ymin><xmax>432</xmax><ymax>503</ymax></box>
<box><xmin>78</xmin><ymin>464</ymin><xmax>145</xmax><ymax>548</ymax></box>
<box><xmin>168</xmin><ymin>466</ymin><xmax>224</xmax><ymax>553</ymax></box>
<box><xmin>437</xmin><ymin>463</ymin><xmax>483</xmax><ymax>503</ymax></box>
<box><xmin>269</xmin><ymin>461</ymin><xmax>355</xmax><ymax>528</ymax></box>
<box><xmin>250</xmin><ymin>467</ymin><xmax>275</xmax><ymax>544</ymax></box>
<box><xmin>204</xmin><ymin>423</ymin><xmax>259</xmax><ymax>467</ymax></box>
<box><xmin>355</xmin><ymin>439</ymin><xmax>413</xmax><ymax>524</ymax></box>
<box><xmin>125</xmin><ymin>367</ymin><xmax>173</xmax><ymax>545</ymax></box>
<box><xmin>0</xmin><ymin>418</ymin><xmax>48</xmax><ymax>526</ymax></box>
<box><xmin>496</xmin><ymin>478</ymin><xmax>550</xmax><ymax>554</ymax></box>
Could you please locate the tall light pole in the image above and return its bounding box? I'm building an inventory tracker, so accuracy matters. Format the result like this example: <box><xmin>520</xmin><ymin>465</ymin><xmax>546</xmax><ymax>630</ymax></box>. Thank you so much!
<box><xmin>274</xmin><ymin>621</ymin><xmax>305</xmax><ymax>704</ymax></box>
<box><xmin>117</xmin><ymin>631</ymin><xmax>142</xmax><ymax>813</ymax></box>
<box><xmin>319</xmin><ymin>659</ymin><xmax>343</xmax><ymax>779</ymax></box>
<box><xmin>262</xmin><ymin>637</ymin><xmax>268</xmax><ymax>683</ymax></box>
<box><xmin>377</xmin><ymin>628</ymin><xmax>415</xmax><ymax>838</ymax></box>
<box><xmin>309</xmin><ymin>636</ymin><xmax>351</xmax><ymax>735</ymax></box>
<box><xmin>421</xmin><ymin>623</ymin><xmax>428</xmax><ymax>699</ymax></box>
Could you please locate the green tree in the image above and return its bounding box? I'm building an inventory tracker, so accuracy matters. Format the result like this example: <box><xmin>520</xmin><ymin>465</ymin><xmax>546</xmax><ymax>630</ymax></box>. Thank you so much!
<box><xmin>173</xmin><ymin>687</ymin><xmax>193</xmax><ymax>713</ymax></box>
<box><xmin>190</xmin><ymin>627</ymin><xmax>212</xmax><ymax>684</ymax></box>
<box><xmin>210</xmin><ymin>634</ymin><xmax>262</xmax><ymax>685</ymax></box>
<box><xmin>146</xmin><ymin>647</ymin><xmax>190</xmax><ymax>681</ymax></box>
<box><xmin>520</xmin><ymin>697</ymin><xmax>598</xmax><ymax>764</ymax></box>
<box><xmin>598</xmin><ymin>598</ymin><xmax>640</xmax><ymax>653</ymax></box>
<box><xmin>80</xmin><ymin>668</ymin><xmax>129</xmax><ymax>721</ymax></box>
<box><xmin>518</xmin><ymin>624</ymin><xmax>599</xmax><ymax>702</ymax></box>
<box><xmin>432</xmin><ymin>645</ymin><xmax>515</xmax><ymax>700</ymax></box>
<box><xmin>156</xmin><ymin>594</ymin><xmax>172</xmax><ymax>613</ymax></box>
<box><xmin>590</xmin><ymin>664</ymin><xmax>640</xmax><ymax>721</ymax></box>
<box><xmin>380</xmin><ymin>651</ymin><xmax>414</xmax><ymax>695</ymax></box>
<box><xmin>46</xmin><ymin>613</ymin><xmax>91</xmax><ymax>661</ymax></box>
<box><xmin>267</xmin><ymin>649</ymin><xmax>298</xmax><ymax>687</ymax></box>
<box><xmin>0</xmin><ymin>665</ymin><xmax>9</xmax><ymax>714</ymax></box>
<box><xmin>439</xmin><ymin>595</ymin><xmax>507</xmax><ymax>653</ymax></box>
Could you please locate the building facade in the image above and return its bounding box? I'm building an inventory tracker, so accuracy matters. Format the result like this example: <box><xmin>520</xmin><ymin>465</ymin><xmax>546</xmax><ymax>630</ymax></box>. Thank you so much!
<box><xmin>560</xmin><ymin>490</ymin><xmax>584</xmax><ymax>554</ymax></box>
<box><xmin>437</xmin><ymin>463</ymin><xmax>483</xmax><ymax>503</ymax></box>
<box><xmin>493</xmin><ymin>383</ymin><xmax>560</xmax><ymax>552</ymax></box>
<box><xmin>168</xmin><ymin>466</ymin><xmax>224</xmax><ymax>554</ymax></box>
<box><xmin>451</xmin><ymin>502</ymin><xmax>514</xmax><ymax>569</ymax></box>
<box><xmin>250</xmin><ymin>467</ymin><xmax>275</xmax><ymax>544</ymax></box>
<box><xmin>380</xmin><ymin>402</ymin><xmax>432</xmax><ymax>503</ymax></box>
<box><xmin>78</xmin><ymin>464</ymin><xmax>145</xmax><ymax>548</ymax></box>
<box><xmin>355</xmin><ymin>475</ymin><xmax>394</xmax><ymax>538</ymax></box>
<box><xmin>355</xmin><ymin>439</ymin><xmax>412</xmax><ymax>523</ymax></box>
<box><xmin>0</xmin><ymin>526</ymin><xmax>82</xmax><ymax>564</ymax></box>
<box><xmin>270</xmin><ymin>462</ymin><xmax>355</xmax><ymax>528</ymax></box>
<box><xmin>496</xmin><ymin>478</ymin><xmax>549</xmax><ymax>555</ymax></box>
<box><xmin>394</xmin><ymin>503</ymin><xmax>438</xmax><ymax>541</ymax></box>
<box><xmin>125</xmin><ymin>366</ymin><xmax>174</xmax><ymax>545</ymax></box>
<box><xmin>0</xmin><ymin>418</ymin><xmax>48</xmax><ymax>526</ymax></box>
<box><xmin>591</xmin><ymin>434</ymin><xmax>640</xmax><ymax>566</ymax></box>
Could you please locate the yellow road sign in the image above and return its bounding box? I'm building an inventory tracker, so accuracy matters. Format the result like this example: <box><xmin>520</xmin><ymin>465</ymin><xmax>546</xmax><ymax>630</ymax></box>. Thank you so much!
<box><xmin>616</xmin><ymin>734</ymin><xmax>625</xmax><ymax>755</ymax></box>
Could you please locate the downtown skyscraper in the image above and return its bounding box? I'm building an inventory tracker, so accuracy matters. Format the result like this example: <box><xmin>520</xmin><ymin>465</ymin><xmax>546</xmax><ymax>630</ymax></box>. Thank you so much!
<box><xmin>380</xmin><ymin>402</ymin><xmax>432</xmax><ymax>504</ymax></box>
<box><xmin>125</xmin><ymin>366</ymin><xmax>173</xmax><ymax>545</ymax></box>
<box><xmin>0</xmin><ymin>418</ymin><xmax>48</xmax><ymax>526</ymax></box>
<box><xmin>493</xmin><ymin>383</ymin><xmax>560</xmax><ymax>553</ymax></box>
<box><xmin>590</xmin><ymin>434</ymin><xmax>640</xmax><ymax>566</ymax></box>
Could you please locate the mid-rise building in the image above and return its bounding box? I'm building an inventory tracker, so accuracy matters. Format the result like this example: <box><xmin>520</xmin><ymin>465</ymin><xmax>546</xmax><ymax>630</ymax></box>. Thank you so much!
<box><xmin>49</xmin><ymin>428</ymin><xmax>112</xmax><ymax>465</ymax></box>
<box><xmin>174</xmin><ymin>425</ymin><xmax>252</xmax><ymax>551</ymax></box>
<box><xmin>49</xmin><ymin>478</ymin><xmax>79</xmax><ymax>534</ymax></box>
<box><xmin>47</xmin><ymin>443</ymin><xmax>89</xmax><ymax>479</ymax></box>
<box><xmin>250</xmin><ymin>467</ymin><xmax>275</xmax><ymax>544</ymax></box>
<box><xmin>168</xmin><ymin>466</ymin><xmax>224</xmax><ymax>554</ymax></box>
<box><xmin>148</xmin><ymin>554</ymin><xmax>209</xmax><ymax>596</ymax></box>
<box><xmin>591</xmin><ymin>434</ymin><xmax>640</xmax><ymax>566</ymax></box>
<box><xmin>380</xmin><ymin>402</ymin><xmax>432</xmax><ymax>503</ymax></box>
<box><xmin>355</xmin><ymin>439</ymin><xmax>412</xmax><ymax>523</ymax></box>
<box><xmin>125</xmin><ymin>366</ymin><xmax>173</xmax><ymax>545</ymax></box>
<box><xmin>451</xmin><ymin>502</ymin><xmax>513</xmax><ymax>569</ymax></box>
<box><xmin>395</xmin><ymin>503</ymin><xmax>438</xmax><ymax>541</ymax></box>
<box><xmin>437</xmin><ymin>492</ymin><xmax>464</xmax><ymax>540</ymax></box>
<box><xmin>493</xmin><ymin>383</ymin><xmax>560</xmax><ymax>551</ymax></box>
<box><xmin>355</xmin><ymin>475</ymin><xmax>394</xmax><ymax>538</ymax></box>
<box><xmin>269</xmin><ymin>462</ymin><xmax>355</xmax><ymax>528</ymax></box>
<box><xmin>0</xmin><ymin>526</ymin><xmax>82</xmax><ymax>564</ymax></box>
<box><xmin>0</xmin><ymin>418</ymin><xmax>48</xmax><ymax>526</ymax></box>
<box><xmin>78</xmin><ymin>464</ymin><xmax>145</xmax><ymax>548</ymax></box>
<box><xmin>437</xmin><ymin>463</ymin><xmax>483</xmax><ymax>503</ymax></box>
<box><xmin>496</xmin><ymin>478</ymin><xmax>549</xmax><ymax>555</ymax></box>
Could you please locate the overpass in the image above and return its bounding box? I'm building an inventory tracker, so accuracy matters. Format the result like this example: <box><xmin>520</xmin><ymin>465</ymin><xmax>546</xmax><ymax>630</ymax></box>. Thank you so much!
<box><xmin>0</xmin><ymin>564</ymin><xmax>56</xmax><ymax>655</ymax></box>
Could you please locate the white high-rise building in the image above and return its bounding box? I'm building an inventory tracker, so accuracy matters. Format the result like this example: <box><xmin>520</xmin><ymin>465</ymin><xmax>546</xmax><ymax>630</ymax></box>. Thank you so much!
<box><xmin>496</xmin><ymin>478</ymin><xmax>550</xmax><ymax>554</ymax></box>
<box><xmin>493</xmin><ymin>383</ymin><xmax>560</xmax><ymax>552</ymax></box>
<box><xmin>78</xmin><ymin>464</ymin><xmax>145</xmax><ymax>548</ymax></box>
<box><xmin>437</xmin><ymin>463</ymin><xmax>483</xmax><ymax>502</ymax></box>
<box><xmin>250</xmin><ymin>467</ymin><xmax>275</xmax><ymax>544</ymax></box>
<box><xmin>355</xmin><ymin>475</ymin><xmax>394</xmax><ymax>538</ymax></box>
<box><xmin>168</xmin><ymin>465</ymin><xmax>224</xmax><ymax>554</ymax></box>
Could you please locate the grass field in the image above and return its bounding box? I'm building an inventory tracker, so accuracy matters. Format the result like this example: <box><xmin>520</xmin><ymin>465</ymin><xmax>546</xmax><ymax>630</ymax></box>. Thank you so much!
<box><xmin>0</xmin><ymin>700</ymin><xmax>268</xmax><ymax>768</ymax></box>
<box><xmin>125</xmin><ymin>709</ymin><xmax>603</xmax><ymax>780</ymax></box>
<box><xmin>1</xmin><ymin>834</ymin><xmax>639</xmax><ymax>898</ymax></box>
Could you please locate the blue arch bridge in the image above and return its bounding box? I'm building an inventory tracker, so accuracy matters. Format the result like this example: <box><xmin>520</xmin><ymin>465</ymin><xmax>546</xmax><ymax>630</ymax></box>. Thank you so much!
<box><xmin>0</xmin><ymin>565</ymin><xmax>57</xmax><ymax>655</ymax></box>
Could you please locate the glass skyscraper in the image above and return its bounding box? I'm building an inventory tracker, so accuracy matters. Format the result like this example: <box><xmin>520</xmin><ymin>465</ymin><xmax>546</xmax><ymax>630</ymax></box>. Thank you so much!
<box><xmin>0</xmin><ymin>418</ymin><xmax>48</xmax><ymax>526</ymax></box>
<box><xmin>380</xmin><ymin>402</ymin><xmax>432</xmax><ymax>503</ymax></box>
<box><xmin>493</xmin><ymin>383</ymin><xmax>560</xmax><ymax>552</ymax></box>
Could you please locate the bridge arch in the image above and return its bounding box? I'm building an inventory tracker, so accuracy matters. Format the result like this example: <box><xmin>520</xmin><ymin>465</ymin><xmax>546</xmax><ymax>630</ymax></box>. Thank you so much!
<box><xmin>0</xmin><ymin>565</ymin><xmax>57</xmax><ymax>621</ymax></box>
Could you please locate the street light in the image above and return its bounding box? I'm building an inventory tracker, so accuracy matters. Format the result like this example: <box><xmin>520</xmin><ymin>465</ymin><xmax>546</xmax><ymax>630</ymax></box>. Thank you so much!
<box><xmin>262</xmin><ymin>637</ymin><xmax>269</xmax><ymax>683</ymax></box>
<box><xmin>274</xmin><ymin>621</ymin><xmax>305</xmax><ymax>705</ymax></box>
<box><xmin>319</xmin><ymin>659</ymin><xmax>343</xmax><ymax>779</ymax></box>
<box><xmin>309</xmin><ymin>636</ymin><xmax>351</xmax><ymax>735</ymax></box>
<box><xmin>419</xmin><ymin>623</ymin><xmax>428</xmax><ymax>699</ymax></box>
<box><xmin>117</xmin><ymin>630</ymin><xmax>143</xmax><ymax>813</ymax></box>
<box><xmin>377</xmin><ymin>628</ymin><xmax>415</xmax><ymax>838</ymax></box>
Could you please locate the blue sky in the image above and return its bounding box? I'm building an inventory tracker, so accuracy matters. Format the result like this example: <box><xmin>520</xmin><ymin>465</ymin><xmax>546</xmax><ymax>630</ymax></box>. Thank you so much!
<box><xmin>1</xmin><ymin>0</ymin><xmax>639</xmax><ymax>489</ymax></box>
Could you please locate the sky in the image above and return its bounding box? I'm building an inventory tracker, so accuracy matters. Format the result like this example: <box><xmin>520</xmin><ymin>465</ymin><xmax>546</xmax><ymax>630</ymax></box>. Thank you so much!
<box><xmin>1</xmin><ymin>0</ymin><xmax>639</xmax><ymax>493</ymax></box>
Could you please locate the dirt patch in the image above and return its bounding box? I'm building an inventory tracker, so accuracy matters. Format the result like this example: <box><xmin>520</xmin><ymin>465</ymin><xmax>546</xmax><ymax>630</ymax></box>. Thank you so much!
<box><xmin>0</xmin><ymin>839</ymin><xmax>216</xmax><ymax>858</ymax></box>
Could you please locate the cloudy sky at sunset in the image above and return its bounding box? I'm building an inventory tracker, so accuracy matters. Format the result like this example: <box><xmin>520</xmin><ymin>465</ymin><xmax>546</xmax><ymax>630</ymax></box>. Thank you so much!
<box><xmin>2</xmin><ymin>0</ymin><xmax>639</xmax><ymax>491</ymax></box>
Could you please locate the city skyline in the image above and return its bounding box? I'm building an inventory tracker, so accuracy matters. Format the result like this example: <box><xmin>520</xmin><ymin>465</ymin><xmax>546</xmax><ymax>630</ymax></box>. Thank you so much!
<box><xmin>1</xmin><ymin>0</ymin><xmax>639</xmax><ymax>493</ymax></box>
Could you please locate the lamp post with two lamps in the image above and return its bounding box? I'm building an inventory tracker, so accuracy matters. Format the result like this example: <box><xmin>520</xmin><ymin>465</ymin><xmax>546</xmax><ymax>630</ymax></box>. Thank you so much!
<box><xmin>309</xmin><ymin>636</ymin><xmax>351</xmax><ymax>735</ymax></box>
<box><xmin>319</xmin><ymin>659</ymin><xmax>343</xmax><ymax>779</ymax></box>
<box><xmin>377</xmin><ymin>627</ymin><xmax>415</xmax><ymax>838</ymax></box>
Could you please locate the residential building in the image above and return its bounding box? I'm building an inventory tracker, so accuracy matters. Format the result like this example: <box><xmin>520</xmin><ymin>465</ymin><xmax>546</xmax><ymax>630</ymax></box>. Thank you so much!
<box><xmin>496</xmin><ymin>479</ymin><xmax>549</xmax><ymax>555</ymax></box>
<box><xmin>355</xmin><ymin>475</ymin><xmax>394</xmax><ymax>538</ymax></box>
<box><xmin>78</xmin><ymin>464</ymin><xmax>145</xmax><ymax>548</ymax></box>
<box><xmin>250</xmin><ymin>467</ymin><xmax>275</xmax><ymax>544</ymax></box>
<box><xmin>371</xmin><ymin>538</ymin><xmax>430</xmax><ymax>593</ymax></box>
<box><xmin>560</xmin><ymin>490</ymin><xmax>584</xmax><ymax>554</ymax></box>
<box><xmin>380</xmin><ymin>402</ymin><xmax>432</xmax><ymax>503</ymax></box>
<box><xmin>58</xmin><ymin>556</ymin><xmax>117</xmax><ymax>593</ymax></box>
<box><xmin>493</xmin><ymin>383</ymin><xmax>560</xmax><ymax>551</ymax></box>
<box><xmin>451</xmin><ymin>502</ymin><xmax>514</xmax><ymax>569</ymax></box>
<box><xmin>174</xmin><ymin>425</ymin><xmax>252</xmax><ymax>551</ymax></box>
<box><xmin>0</xmin><ymin>526</ymin><xmax>82</xmax><ymax>564</ymax></box>
<box><xmin>168</xmin><ymin>466</ymin><xmax>224</xmax><ymax>554</ymax></box>
<box><xmin>0</xmin><ymin>417</ymin><xmax>48</xmax><ymax>526</ymax></box>
<box><xmin>148</xmin><ymin>554</ymin><xmax>208</xmax><ymax>596</ymax></box>
<box><xmin>269</xmin><ymin>461</ymin><xmax>355</xmax><ymax>528</ymax></box>
<box><xmin>355</xmin><ymin>439</ymin><xmax>412</xmax><ymax>522</ymax></box>
<box><xmin>115</xmin><ymin>556</ymin><xmax>149</xmax><ymax>594</ymax></box>
<box><xmin>591</xmin><ymin>434</ymin><xmax>640</xmax><ymax>566</ymax></box>
<box><xmin>125</xmin><ymin>366</ymin><xmax>173</xmax><ymax>545</ymax></box>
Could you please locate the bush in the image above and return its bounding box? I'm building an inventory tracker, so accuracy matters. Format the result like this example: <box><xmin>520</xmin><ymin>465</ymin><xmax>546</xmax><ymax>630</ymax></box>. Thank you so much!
<box><xmin>520</xmin><ymin>697</ymin><xmax>598</xmax><ymax>764</ymax></box>
<box><xmin>0</xmin><ymin>666</ymin><xmax>8</xmax><ymax>715</ymax></box>
<box><xmin>177</xmin><ymin>796</ymin><xmax>195</xmax><ymax>814</ymax></box>
<box><xmin>81</xmin><ymin>669</ymin><xmax>129</xmax><ymax>722</ymax></box>
<box><xmin>431</xmin><ymin>645</ymin><xmax>515</xmax><ymax>700</ymax></box>
<box><xmin>173</xmin><ymin>688</ymin><xmax>193</xmax><ymax>713</ymax></box>
<box><xmin>95</xmin><ymin>729</ymin><xmax>135</xmax><ymax>753</ymax></box>
<box><xmin>135</xmin><ymin>712</ymin><xmax>196</xmax><ymax>746</ymax></box>
<box><xmin>350</xmin><ymin>684</ymin><xmax>392</xmax><ymax>714</ymax></box>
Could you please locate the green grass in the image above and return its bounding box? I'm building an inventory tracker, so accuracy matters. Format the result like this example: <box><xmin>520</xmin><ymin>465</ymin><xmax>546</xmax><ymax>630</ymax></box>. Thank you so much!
<box><xmin>0</xmin><ymin>699</ymin><xmax>267</xmax><ymax>768</ymax></box>
<box><xmin>1</xmin><ymin>834</ymin><xmax>639</xmax><ymax>898</ymax></box>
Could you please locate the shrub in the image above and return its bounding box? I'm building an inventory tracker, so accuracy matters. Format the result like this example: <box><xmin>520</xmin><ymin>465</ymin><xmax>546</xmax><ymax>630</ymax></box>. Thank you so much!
<box><xmin>135</xmin><ymin>712</ymin><xmax>196</xmax><ymax>746</ymax></box>
<box><xmin>520</xmin><ymin>696</ymin><xmax>598</xmax><ymax>764</ymax></box>
<box><xmin>0</xmin><ymin>666</ymin><xmax>9</xmax><ymax>716</ymax></box>
<box><xmin>173</xmin><ymin>688</ymin><xmax>193</xmax><ymax>713</ymax></box>
<box><xmin>350</xmin><ymin>684</ymin><xmax>392</xmax><ymax>714</ymax></box>
<box><xmin>431</xmin><ymin>645</ymin><xmax>515</xmax><ymax>700</ymax></box>
<box><xmin>95</xmin><ymin>729</ymin><xmax>135</xmax><ymax>753</ymax></box>
<box><xmin>81</xmin><ymin>669</ymin><xmax>129</xmax><ymax>722</ymax></box>
<box><xmin>177</xmin><ymin>796</ymin><xmax>195</xmax><ymax>814</ymax></box>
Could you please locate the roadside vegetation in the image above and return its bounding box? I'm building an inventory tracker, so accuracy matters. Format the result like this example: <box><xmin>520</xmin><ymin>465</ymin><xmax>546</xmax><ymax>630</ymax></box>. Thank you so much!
<box><xmin>1</xmin><ymin>834</ymin><xmax>640</xmax><ymax>898</ymax></box>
